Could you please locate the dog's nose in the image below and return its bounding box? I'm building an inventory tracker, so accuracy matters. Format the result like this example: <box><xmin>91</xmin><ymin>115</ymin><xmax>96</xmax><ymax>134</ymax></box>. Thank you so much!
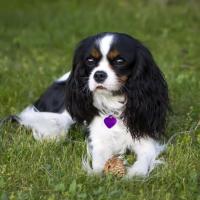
<box><xmin>93</xmin><ymin>71</ymin><xmax>107</xmax><ymax>83</ymax></box>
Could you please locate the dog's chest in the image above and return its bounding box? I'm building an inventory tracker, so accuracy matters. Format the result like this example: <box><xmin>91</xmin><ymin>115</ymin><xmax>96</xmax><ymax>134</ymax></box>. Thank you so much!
<box><xmin>93</xmin><ymin>90</ymin><xmax>125</xmax><ymax>116</ymax></box>
<box><xmin>89</xmin><ymin>90</ymin><xmax>133</xmax><ymax>153</ymax></box>
<box><xmin>89</xmin><ymin>114</ymin><xmax>133</xmax><ymax>154</ymax></box>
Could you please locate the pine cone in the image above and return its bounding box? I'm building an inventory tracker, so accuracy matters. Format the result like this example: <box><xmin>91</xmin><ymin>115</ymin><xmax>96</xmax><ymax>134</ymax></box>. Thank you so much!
<box><xmin>103</xmin><ymin>156</ymin><xmax>126</xmax><ymax>177</ymax></box>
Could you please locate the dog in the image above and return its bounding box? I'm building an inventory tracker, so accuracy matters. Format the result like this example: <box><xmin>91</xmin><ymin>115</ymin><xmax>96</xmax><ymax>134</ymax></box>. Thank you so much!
<box><xmin>16</xmin><ymin>32</ymin><xmax>169</xmax><ymax>177</ymax></box>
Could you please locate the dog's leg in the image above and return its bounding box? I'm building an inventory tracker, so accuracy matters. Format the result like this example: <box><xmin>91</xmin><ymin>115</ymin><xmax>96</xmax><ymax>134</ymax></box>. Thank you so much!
<box><xmin>83</xmin><ymin>145</ymin><xmax>113</xmax><ymax>175</ymax></box>
<box><xmin>16</xmin><ymin>72</ymin><xmax>75</xmax><ymax>141</ymax></box>
<box><xmin>83</xmin><ymin>133</ymin><xmax>115</xmax><ymax>175</ymax></box>
<box><xmin>18</xmin><ymin>106</ymin><xmax>74</xmax><ymax>141</ymax></box>
<box><xmin>126</xmin><ymin>137</ymin><xmax>165</xmax><ymax>177</ymax></box>
<box><xmin>90</xmin><ymin>144</ymin><xmax>114</xmax><ymax>174</ymax></box>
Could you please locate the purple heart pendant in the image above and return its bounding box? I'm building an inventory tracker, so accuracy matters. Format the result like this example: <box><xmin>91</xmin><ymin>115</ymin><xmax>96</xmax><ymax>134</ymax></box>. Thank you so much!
<box><xmin>104</xmin><ymin>115</ymin><xmax>117</xmax><ymax>129</ymax></box>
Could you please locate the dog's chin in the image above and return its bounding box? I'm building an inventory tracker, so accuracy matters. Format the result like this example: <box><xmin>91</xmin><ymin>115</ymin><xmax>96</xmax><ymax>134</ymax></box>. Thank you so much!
<box><xmin>92</xmin><ymin>86</ymin><xmax>122</xmax><ymax>96</ymax></box>
<box><xmin>91</xmin><ymin>85</ymin><xmax>110</xmax><ymax>94</ymax></box>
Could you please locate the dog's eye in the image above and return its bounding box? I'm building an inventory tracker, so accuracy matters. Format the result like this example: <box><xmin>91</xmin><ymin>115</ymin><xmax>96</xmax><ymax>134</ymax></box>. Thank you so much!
<box><xmin>112</xmin><ymin>58</ymin><xmax>126</xmax><ymax>66</ymax></box>
<box><xmin>86</xmin><ymin>57</ymin><xmax>96</xmax><ymax>67</ymax></box>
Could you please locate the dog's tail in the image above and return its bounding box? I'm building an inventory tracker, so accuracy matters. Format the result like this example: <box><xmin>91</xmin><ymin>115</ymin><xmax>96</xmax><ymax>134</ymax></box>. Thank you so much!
<box><xmin>0</xmin><ymin>115</ymin><xmax>21</xmax><ymax>136</ymax></box>
<box><xmin>0</xmin><ymin>115</ymin><xmax>20</xmax><ymax>126</ymax></box>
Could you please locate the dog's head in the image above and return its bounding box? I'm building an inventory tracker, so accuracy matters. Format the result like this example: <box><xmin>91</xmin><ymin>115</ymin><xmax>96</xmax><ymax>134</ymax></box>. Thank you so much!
<box><xmin>65</xmin><ymin>32</ymin><xmax>169</xmax><ymax>138</ymax></box>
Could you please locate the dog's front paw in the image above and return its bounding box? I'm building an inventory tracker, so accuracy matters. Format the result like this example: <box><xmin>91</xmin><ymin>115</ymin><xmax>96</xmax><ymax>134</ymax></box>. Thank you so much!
<box><xmin>126</xmin><ymin>161</ymin><xmax>149</xmax><ymax>178</ymax></box>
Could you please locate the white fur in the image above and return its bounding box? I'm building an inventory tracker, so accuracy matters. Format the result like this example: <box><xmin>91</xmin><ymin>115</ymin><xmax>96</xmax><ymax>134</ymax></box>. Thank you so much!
<box><xmin>56</xmin><ymin>72</ymin><xmax>71</xmax><ymax>82</ymax></box>
<box><xmin>83</xmin><ymin>115</ymin><xmax>165</xmax><ymax>177</ymax></box>
<box><xmin>98</xmin><ymin>34</ymin><xmax>113</xmax><ymax>56</ymax></box>
<box><xmin>93</xmin><ymin>90</ymin><xmax>125</xmax><ymax>116</ymax></box>
<box><xmin>18</xmin><ymin>106</ymin><xmax>74</xmax><ymax>141</ymax></box>
<box><xmin>83</xmin><ymin>90</ymin><xmax>165</xmax><ymax>177</ymax></box>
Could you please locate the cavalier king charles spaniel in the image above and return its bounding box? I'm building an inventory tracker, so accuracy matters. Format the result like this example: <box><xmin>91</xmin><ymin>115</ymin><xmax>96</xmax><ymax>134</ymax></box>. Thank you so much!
<box><xmin>16</xmin><ymin>32</ymin><xmax>169</xmax><ymax>177</ymax></box>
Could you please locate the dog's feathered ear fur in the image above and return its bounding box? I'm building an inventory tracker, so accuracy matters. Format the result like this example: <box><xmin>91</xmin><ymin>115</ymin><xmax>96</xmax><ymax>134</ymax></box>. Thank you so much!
<box><xmin>123</xmin><ymin>44</ymin><xmax>169</xmax><ymax>139</ymax></box>
<box><xmin>65</xmin><ymin>41</ymin><xmax>98</xmax><ymax>124</ymax></box>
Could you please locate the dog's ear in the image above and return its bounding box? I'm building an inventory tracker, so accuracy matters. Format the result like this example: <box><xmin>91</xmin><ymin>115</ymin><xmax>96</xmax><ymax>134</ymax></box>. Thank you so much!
<box><xmin>123</xmin><ymin>44</ymin><xmax>169</xmax><ymax>139</ymax></box>
<box><xmin>65</xmin><ymin>41</ymin><xmax>98</xmax><ymax>124</ymax></box>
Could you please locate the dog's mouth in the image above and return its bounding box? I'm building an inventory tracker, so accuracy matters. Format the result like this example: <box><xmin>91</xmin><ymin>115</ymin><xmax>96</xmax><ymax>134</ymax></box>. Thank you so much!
<box><xmin>96</xmin><ymin>85</ymin><xmax>107</xmax><ymax>90</ymax></box>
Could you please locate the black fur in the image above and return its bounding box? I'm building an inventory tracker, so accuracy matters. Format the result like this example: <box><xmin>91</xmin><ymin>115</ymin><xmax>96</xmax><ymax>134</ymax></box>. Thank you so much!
<box><xmin>122</xmin><ymin>43</ymin><xmax>169</xmax><ymax>139</ymax></box>
<box><xmin>65</xmin><ymin>39</ymin><xmax>98</xmax><ymax>123</ymax></box>
<box><xmin>65</xmin><ymin>32</ymin><xmax>169</xmax><ymax>139</ymax></box>
<box><xmin>34</xmin><ymin>81</ymin><xmax>66</xmax><ymax>113</ymax></box>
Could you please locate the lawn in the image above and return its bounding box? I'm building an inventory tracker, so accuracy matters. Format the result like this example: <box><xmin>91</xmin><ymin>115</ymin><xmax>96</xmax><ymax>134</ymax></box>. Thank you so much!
<box><xmin>0</xmin><ymin>0</ymin><xmax>200</xmax><ymax>199</ymax></box>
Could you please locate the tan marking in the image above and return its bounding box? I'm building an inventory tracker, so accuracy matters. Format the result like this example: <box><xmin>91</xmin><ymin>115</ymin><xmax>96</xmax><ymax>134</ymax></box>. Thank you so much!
<box><xmin>107</xmin><ymin>49</ymin><xmax>120</xmax><ymax>60</ymax></box>
<box><xmin>118</xmin><ymin>75</ymin><xmax>128</xmax><ymax>84</ymax></box>
<box><xmin>90</xmin><ymin>48</ymin><xmax>101</xmax><ymax>59</ymax></box>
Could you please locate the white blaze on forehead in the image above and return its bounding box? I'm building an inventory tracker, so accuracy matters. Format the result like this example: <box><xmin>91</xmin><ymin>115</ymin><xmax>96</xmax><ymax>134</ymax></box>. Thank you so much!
<box><xmin>98</xmin><ymin>35</ymin><xmax>114</xmax><ymax>56</ymax></box>
<box><xmin>89</xmin><ymin>34</ymin><xmax>120</xmax><ymax>92</ymax></box>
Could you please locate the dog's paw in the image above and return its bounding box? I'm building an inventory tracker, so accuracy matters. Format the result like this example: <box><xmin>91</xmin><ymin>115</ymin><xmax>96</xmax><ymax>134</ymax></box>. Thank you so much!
<box><xmin>125</xmin><ymin>161</ymin><xmax>149</xmax><ymax>178</ymax></box>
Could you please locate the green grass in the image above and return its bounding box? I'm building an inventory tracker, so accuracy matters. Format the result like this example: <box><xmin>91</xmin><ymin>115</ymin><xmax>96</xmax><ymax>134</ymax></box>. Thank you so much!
<box><xmin>0</xmin><ymin>0</ymin><xmax>200</xmax><ymax>199</ymax></box>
